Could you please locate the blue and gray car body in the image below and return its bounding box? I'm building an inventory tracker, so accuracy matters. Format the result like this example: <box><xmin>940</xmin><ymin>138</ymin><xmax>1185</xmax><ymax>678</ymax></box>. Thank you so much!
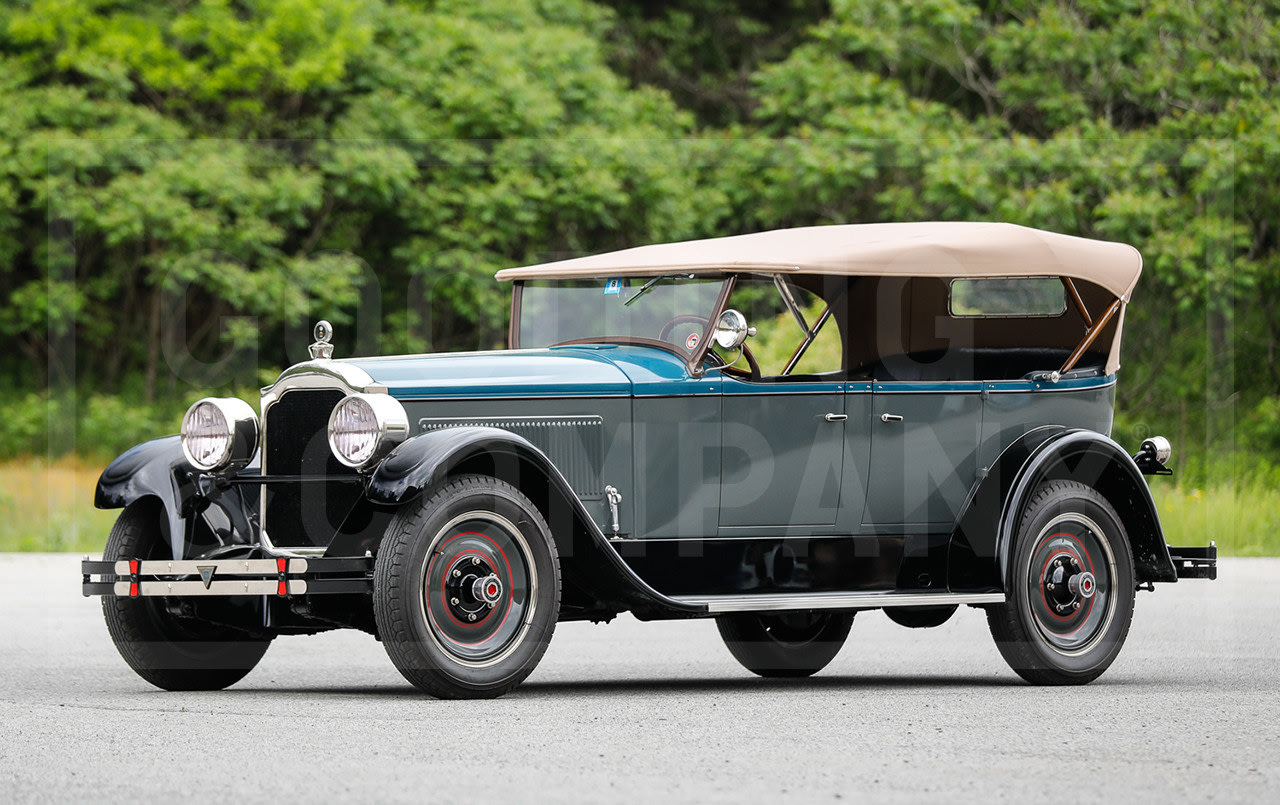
<box><xmin>87</xmin><ymin>342</ymin><xmax>1212</xmax><ymax>627</ymax></box>
<box><xmin>84</xmin><ymin>223</ymin><xmax>1217</xmax><ymax>640</ymax></box>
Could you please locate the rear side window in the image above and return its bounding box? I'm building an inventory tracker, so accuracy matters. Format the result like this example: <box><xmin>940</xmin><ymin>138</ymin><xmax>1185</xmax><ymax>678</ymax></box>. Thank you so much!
<box><xmin>949</xmin><ymin>277</ymin><xmax>1066</xmax><ymax>317</ymax></box>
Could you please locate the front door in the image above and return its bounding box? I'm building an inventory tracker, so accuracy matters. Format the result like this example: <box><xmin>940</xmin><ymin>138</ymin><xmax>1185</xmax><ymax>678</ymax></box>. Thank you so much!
<box><xmin>718</xmin><ymin>378</ymin><xmax>846</xmax><ymax>530</ymax></box>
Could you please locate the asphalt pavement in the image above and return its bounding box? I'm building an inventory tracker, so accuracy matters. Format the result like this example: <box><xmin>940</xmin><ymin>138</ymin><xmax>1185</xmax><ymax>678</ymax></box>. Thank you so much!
<box><xmin>1</xmin><ymin>554</ymin><xmax>1276</xmax><ymax>803</ymax></box>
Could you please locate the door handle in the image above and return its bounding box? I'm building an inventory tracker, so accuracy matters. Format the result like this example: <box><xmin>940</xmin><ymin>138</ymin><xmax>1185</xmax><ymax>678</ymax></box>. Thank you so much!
<box><xmin>881</xmin><ymin>413</ymin><xmax>904</xmax><ymax>422</ymax></box>
<box><xmin>824</xmin><ymin>413</ymin><xmax>847</xmax><ymax>422</ymax></box>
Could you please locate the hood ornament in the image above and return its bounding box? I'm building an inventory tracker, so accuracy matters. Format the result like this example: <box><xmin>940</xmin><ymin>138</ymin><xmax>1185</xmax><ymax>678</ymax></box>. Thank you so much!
<box><xmin>309</xmin><ymin>320</ymin><xmax>334</xmax><ymax>360</ymax></box>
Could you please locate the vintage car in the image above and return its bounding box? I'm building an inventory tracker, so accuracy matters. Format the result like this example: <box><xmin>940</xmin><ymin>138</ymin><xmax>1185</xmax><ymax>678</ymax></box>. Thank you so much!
<box><xmin>82</xmin><ymin>222</ymin><xmax>1216</xmax><ymax>698</ymax></box>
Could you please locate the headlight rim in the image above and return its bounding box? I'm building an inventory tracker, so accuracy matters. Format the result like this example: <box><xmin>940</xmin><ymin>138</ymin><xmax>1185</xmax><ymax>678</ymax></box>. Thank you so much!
<box><xmin>180</xmin><ymin>397</ymin><xmax>260</xmax><ymax>473</ymax></box>
<box><xmin>327</xmin><ymin>392</ymin><xmax>410</xmax><ymax>471</ymax></box>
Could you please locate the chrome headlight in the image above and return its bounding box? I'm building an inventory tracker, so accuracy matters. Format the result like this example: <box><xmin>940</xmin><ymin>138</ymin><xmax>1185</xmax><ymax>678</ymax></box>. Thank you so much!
<box><xmin>180</xmin><ymin>397</ymin><xmax>259</xmax><ymax>472</ymax></box>
<box><xmin>328</xmin><ymin>393</ymin><xmax>409</xmax><ymax>471</ymax></box>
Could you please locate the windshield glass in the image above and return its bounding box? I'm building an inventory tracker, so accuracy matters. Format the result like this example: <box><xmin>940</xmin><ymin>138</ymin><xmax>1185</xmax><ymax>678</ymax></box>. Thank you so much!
<box><xmin>517</xmin><ymin>276</ymin><xmax>727</xmax><ymax>353</ymax></box>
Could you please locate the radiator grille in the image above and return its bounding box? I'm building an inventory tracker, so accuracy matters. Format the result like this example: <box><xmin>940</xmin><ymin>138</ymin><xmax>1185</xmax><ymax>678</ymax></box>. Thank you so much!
<box><xmin>263</xmin><ymin>389</ymin><xmax>361</xmax><ymax>549</ymax></box>
<box><xmin>418</xmin><ymin>416</ymin><xmax>604</xmax><ymax>497</ymax></box>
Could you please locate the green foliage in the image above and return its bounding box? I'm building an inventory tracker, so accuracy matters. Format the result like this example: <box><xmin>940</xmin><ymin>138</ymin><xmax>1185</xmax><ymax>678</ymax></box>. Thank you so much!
<box><xmin>0</xmin><ymin>0</ymin><xmax>709</xmax><ymax>392</ymax></box>
<box><xmin>0</xmin><ymin>0</ymin><xmax>1277</xmax><ymax>550</ymax></box>
<box><xmin>604</xmin><ymin>1</ymin><xmax>830</xmax><ymax>125</ymax></box>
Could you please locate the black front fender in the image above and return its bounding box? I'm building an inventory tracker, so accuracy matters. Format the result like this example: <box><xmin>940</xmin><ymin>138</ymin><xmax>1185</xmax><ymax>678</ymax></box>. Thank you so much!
<box><xmin>95</xmin><ymin>436</ymin><xmax>259</xmax><ymax>560</ymax></box>
<box><xmin>360</xmin><ymin>427</ymin><xmax>704</xmax><ymax>618</ymax></box>
<box><xmin>950</xmin><ymin>428</ymin><xmax>1176</xmax><ymax>590</ymax></box>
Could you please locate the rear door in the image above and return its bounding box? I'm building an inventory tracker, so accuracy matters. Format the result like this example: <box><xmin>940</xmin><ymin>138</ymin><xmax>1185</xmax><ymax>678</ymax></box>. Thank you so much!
<box><xmin>863</xmin><ymin>382</ymin><xmax>984</xmax><ymax>531</ymax></box>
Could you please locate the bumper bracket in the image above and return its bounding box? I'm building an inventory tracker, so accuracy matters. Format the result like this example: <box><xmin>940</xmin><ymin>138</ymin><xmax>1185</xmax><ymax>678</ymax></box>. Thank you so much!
<box><xmin>1168</xmin><ymin>542</ymin><xmax>1217</xmax><ymax>581</ymax></box>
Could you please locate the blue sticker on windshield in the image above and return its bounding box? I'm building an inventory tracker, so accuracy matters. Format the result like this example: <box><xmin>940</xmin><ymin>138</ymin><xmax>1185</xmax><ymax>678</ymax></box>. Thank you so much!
<box><xmin>604</xmin><ymin>278</ymin><xmax>624</xmax><ymax>295</ymax></box>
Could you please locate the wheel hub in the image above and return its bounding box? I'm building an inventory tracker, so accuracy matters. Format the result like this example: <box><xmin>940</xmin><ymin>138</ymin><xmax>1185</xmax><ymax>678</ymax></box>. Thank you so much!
<box><xmin>444</xmin><ymin>555</ymin><xmax>501</xmax><ymax>623</ymax></box>
<box><xmin>472</xmin><ymin>574</ymin><xmax>503</xmax><ymax>606</ymax></box>
<box><xmin>1043</xmin><ymin>555</ymin><xmax>1093</xmax><ymax>613</ymax></box>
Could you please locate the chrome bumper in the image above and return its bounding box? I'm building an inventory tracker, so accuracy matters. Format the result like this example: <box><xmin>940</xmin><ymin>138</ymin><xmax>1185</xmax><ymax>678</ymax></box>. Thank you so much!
<box><xmin>82</xmin><ymin>556</ymin><xmax>373</xmax><ymax>598</ymax></box>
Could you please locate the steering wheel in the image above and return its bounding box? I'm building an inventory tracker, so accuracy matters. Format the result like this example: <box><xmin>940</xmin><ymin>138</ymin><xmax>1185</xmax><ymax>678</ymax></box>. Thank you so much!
<box><xmin>658</xmin><ymin>315</ymin><xmax>710</xmax><ymax>348</ymax></box>
<box><xmin>736</xmin><ymin>341</ymin><xmax>762</xmax><ymax>380</ymax></box>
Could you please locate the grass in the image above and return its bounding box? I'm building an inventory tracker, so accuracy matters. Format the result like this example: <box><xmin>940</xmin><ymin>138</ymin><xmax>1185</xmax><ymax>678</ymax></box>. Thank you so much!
<box><xmin>1151</xmin><ymin>481</ymin><xmax>1280</xmax><ymax>557</ymax></box>
<box><xmin>1</xmin><ymin>457</ymin><xmax>1274</xmax><ymax>555</ymax></box>
<box><xmin>0</xmin><ymin>457</ymin><xmax>116</xmax><ymax>553</ymax></box>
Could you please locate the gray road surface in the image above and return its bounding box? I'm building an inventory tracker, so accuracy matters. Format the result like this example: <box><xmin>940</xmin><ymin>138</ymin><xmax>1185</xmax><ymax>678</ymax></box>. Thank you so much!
<box><xmin>1</xmin><ymin>554</ymin><xmax>1276</xmax><ymax>803</ymax></box>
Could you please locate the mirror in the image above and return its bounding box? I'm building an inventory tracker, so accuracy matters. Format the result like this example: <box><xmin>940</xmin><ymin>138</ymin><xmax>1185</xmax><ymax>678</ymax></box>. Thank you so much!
<box><xmin>713</xmin><ymin>309</ymin><xmax>757</xmax><ymax>350</ymax></box>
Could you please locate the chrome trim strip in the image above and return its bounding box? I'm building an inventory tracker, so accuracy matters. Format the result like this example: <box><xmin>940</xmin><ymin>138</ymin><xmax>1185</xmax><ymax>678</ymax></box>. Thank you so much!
<box><xmin>113</xmin><ymin>580</ymin><xmax>307</xmax><ymax>596</ymax></box>
<box><xmin>116</xmin><ymin>559</ymin><xmax>308</xmax><ymax>575</ymax></box>
<box><xmin>418</xmin><ymin>415</ymin><xmax>604</xmax><ymax>428</ymax></box>
<box><xmin>722</xmin><ymin>389</ymin><xmax>845</xmax><ymax>397</ymax></box>
<box><xmin>870</xmin><ymin>377</ymin><xmax>1116</xmax><ymax>394</ymax></box>
<box><xmin>670</xmin><ymin>591</ymin><xmax>1005</xmax><ymax>613</ymax></box>
<box><xmin>391</xmin><ymin>393</ymin><xmax>628</xmax><ymax>402</ymax></box>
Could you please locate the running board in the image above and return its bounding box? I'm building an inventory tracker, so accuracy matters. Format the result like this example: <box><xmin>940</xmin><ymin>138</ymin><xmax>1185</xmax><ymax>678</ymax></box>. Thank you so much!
<box><xmin>670</xmin><ymin>591</ymin><xmax>1005</xmax><ymax>613</ymax></box>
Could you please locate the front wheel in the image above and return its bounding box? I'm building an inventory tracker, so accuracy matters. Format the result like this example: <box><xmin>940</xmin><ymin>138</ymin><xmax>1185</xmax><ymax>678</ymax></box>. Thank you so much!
<box><xmin>987</xmin><ymin>480</ymin><xmax>1136</xmax><ymax>685</ymax></box>
<box><xmin>716</xmin><ymin>610</ymin><xmax>854</xmax><ymax>678</ymax></box>
<box><xmin>373</xmin><ymin>475</ymin><xmax>560</xmax><ymax>699</ymax></box>
<box><xmin>102</xmin><ymin>499</ymin><xmax>272</xmax><ymax>691</ymax></box>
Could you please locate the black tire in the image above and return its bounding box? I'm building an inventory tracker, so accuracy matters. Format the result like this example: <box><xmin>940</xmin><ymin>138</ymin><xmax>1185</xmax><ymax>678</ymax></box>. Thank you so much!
<box><xmin>987</xmin><ymin>480</ymin><xmax>1136</xmax><ymax>685</ymax></box>
<box><xmin>102</xmin><ymin>499</ymin><xmax>272</xmax><ymax>691</ymax></box>
<box><xmin>373</xmin><ymin>475</ymin><xmax>560</xmax><ymax>699</ymax></box>
<box><xmin>885</xmin><ymin>605</ymin><xmax>957</xmax><ymax>629</ymax></box>
<box><xmin>716</xmin><ymin>611</ymin><xmax>854</xmax><ymax>678</ymax></box>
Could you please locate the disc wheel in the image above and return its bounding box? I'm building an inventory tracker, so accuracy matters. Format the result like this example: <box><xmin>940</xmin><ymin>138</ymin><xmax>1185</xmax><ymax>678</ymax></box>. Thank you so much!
<box><xmin>988</xmin><ymin>480</ymin><xmax>1136</xmax><ymax>685</ymax></box>
<box><xmin>102</xmin><ymin>499</ymin><xmax>272</xmax><ymax>691</ymax></box>
<box><xmin>374</xmin><ymin>475</ymin><xmax>560</xmax><ymax>699</ymax></box>
<box><xmin>716</xmin><ymin>610</ymin><xmax>854</xmax><ymax>678</ymax></box>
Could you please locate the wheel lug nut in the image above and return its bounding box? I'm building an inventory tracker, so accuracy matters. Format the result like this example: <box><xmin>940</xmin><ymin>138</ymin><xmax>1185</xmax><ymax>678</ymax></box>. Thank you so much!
<box><xmin>452</xmin><ymin>569</ymin><xmax>461</xmax><ymax>578</ymax></box>
<box><xmin>472</xmin><ymin>557</ymin><xmax>480</xmax><ymax>565</ymax></box>
<box><xmin>467</xmin><ymin>613</ymin><xmax>477</xmax><ymax>621</ymax></box>
<box><xmin>1047</xmin><ymin>583</ymin><xmax>1055</xmax><ymax>590</ymax></box>
<box><xmin>1073</xmin><ymin>601</ymin><xmax>1081</xmax><ymax>610</ymax></box>
<box><xmin>488</xmin><ymin>602</ymin><xmax>495</xmax><ymax>609</ymax></box>
<box><xmin>450</xmin><ymin>597</ymin><xmax>459</xmax><ymax>606</ymax></box>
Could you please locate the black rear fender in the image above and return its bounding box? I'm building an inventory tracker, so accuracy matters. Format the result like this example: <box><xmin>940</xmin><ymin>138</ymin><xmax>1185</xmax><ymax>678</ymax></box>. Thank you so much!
<box><xmin>951</xmin><ymin>428</ymin><xmax>1176</xmax><ymax>590</ymax></box>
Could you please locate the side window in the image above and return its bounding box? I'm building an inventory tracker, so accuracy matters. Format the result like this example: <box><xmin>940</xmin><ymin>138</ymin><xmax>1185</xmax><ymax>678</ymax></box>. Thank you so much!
<box><xmin>719</xmin><ymin>276</ymin><xmax>843</xmax><ymax>377</ymax></box>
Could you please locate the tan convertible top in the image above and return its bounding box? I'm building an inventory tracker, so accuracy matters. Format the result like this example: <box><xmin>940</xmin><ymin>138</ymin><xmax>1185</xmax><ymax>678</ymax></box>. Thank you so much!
<box><xmin>497</xmin><ymin>222</ymin><xmax>1143</xmax><ymax>301</ymax></box>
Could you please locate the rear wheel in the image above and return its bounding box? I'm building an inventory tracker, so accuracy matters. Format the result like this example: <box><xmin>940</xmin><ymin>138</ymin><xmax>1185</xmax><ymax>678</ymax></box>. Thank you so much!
<box><xmin>102</xmin><ymin>499</ymin><xmax>272</xmax><ymax>691</ymax></box>
<box><xmin>716</xmin><ymin>610</ymin><xmax>853</xmax><ymax>678</ymax></box>
<box><xmin>374</xmin><ymin>475</ymin><xmax>560</xmax><ymax>699</ymax></box>
<box><xmin>987</xmin><ymin>480</ymin><xmax>1135</xmax><ymax>685</ymax></box>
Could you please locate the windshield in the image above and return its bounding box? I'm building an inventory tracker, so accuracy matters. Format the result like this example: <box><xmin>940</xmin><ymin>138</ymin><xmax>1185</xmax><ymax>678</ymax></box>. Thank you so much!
<box><xmin>516</xmin><ymin>276</ymin><xmax>727</xmax><ymax>353</ymax></box>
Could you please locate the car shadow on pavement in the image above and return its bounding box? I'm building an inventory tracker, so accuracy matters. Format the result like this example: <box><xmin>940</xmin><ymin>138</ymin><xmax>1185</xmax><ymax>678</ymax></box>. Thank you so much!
<box><xmin>518</xmin><ymin>674</ymin><xmax>1020</xmax><ymax>697</ymax></box>
<box><xmin>222</xmin><ymin>674</ymin><xmax>1023</xmax><ymax>700</ymax></box>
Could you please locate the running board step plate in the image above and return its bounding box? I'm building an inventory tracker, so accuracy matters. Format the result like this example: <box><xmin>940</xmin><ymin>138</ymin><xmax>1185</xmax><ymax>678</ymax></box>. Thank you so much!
<box><xmin>670</xmin><ymin>591</ymin><xmax>1005</xmax><ymax>613</ymax></box>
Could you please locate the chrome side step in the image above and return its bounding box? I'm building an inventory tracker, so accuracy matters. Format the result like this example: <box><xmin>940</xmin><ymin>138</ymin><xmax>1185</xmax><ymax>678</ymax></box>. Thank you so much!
<box><xmin>670</xmin><ymin>591</ymin><xmax>1005</xmax><ymax>613</ymax></box>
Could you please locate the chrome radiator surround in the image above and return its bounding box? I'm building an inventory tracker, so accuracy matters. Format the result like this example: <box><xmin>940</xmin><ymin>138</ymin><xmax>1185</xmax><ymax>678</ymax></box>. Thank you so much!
<box><xmin>259</xmin><ymin>362</ymin><xmax>385</xmax><ymax>557</ymax></box>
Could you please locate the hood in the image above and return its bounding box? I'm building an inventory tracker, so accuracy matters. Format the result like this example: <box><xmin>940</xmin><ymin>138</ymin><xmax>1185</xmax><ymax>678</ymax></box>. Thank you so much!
<box><xmin>339</xmin><ymin>347</ymin><xmax>636</xmax><ymax>399</ymax></box>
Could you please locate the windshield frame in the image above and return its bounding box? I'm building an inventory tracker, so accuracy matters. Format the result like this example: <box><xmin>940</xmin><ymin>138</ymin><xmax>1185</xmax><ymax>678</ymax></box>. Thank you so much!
<box><xmin>508</xmin><ymin>275</ymin><xmax>736</xmax><ymax>376</ymax></box>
